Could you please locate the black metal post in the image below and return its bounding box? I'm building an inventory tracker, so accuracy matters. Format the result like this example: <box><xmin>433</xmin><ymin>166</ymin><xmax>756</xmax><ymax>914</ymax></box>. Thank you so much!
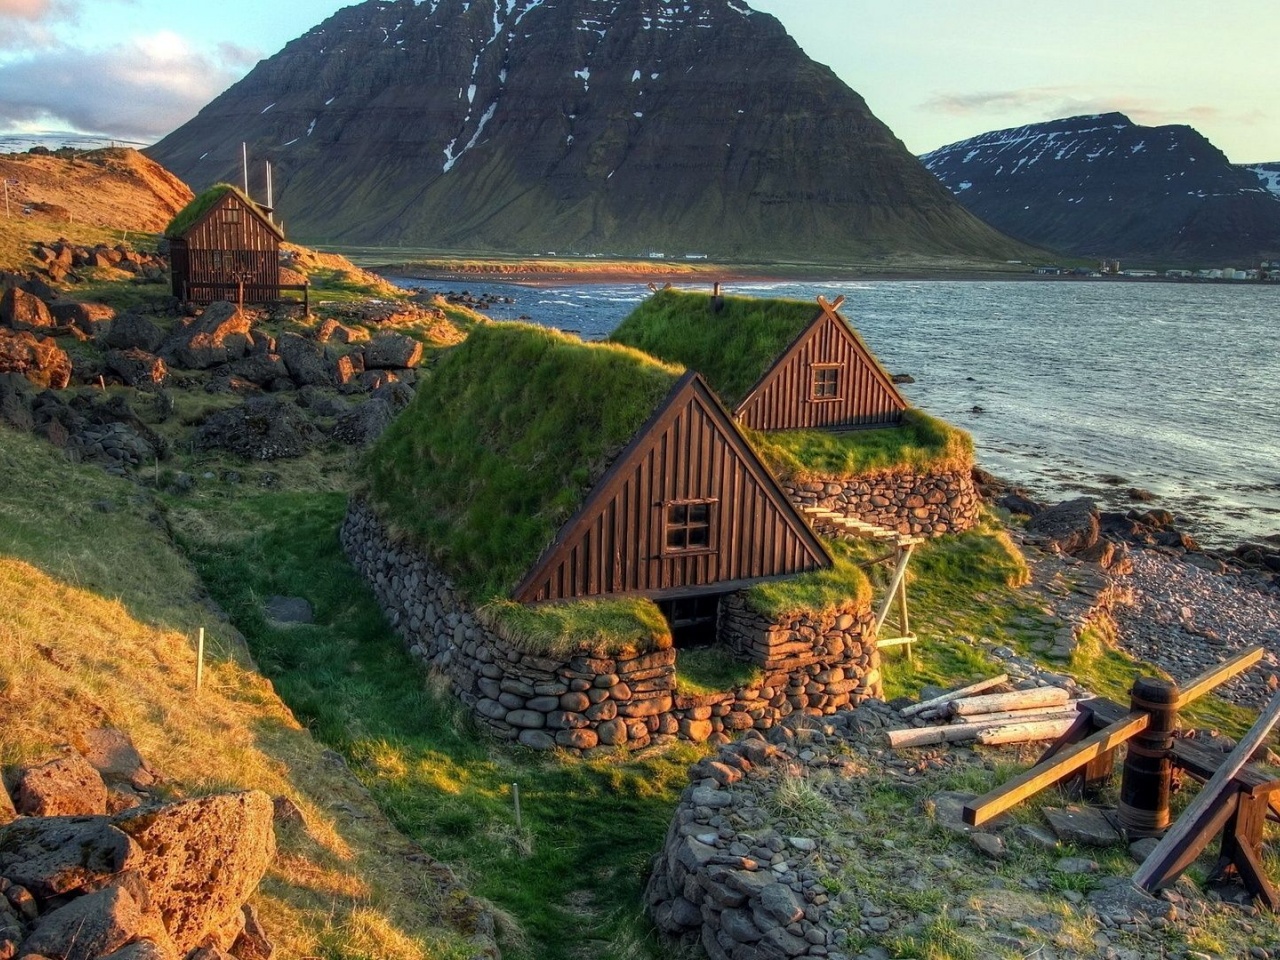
<box><xmin>1118</xmin><ymin>676</ymin><xmax>1180</xmax><ymax>837</ymax></box>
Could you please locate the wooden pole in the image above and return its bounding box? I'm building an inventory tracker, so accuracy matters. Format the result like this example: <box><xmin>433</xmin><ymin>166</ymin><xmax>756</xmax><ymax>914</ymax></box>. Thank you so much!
<box><xmin>874</xmin><ymin>544</ymin><xmax>914</xmax><ymax>632</ymax></box>
<box><xmin>1175</xmin><ymin>645</ymin><xmax>1265</xmax><ymax>708</ymax></box>
<box><xmin>196</xmin><ymin>627</ymin><xmax>205</xmax><ymax>692</ymax></box>
<box><xmin>964</xmin><ymin>711</ymin><xmax>1150</xmax><ymax>826</ymax></box>
<box><xmin>1134</xmin><ymin>688</ymin><xmax>1280</xmax><ymax>891</ymax></box>
<box><xmin>976</xmin><ymin>718</ymin><xmax>1077</xmax><ymax>746</ymax></box>
<box><xmin>901</xmin><ymin>674</ymin><xmax>1009</xmax><ymax>718</ymax></box>
<box><xmin>512</xmin><ymin>782</ymin><xmax>522</xmax><ymax>831</ymax></box>
<box><xmin>1118</xmin><ymin>676</ymin><xmax>1180</xmax><ymax>836</ymax></box>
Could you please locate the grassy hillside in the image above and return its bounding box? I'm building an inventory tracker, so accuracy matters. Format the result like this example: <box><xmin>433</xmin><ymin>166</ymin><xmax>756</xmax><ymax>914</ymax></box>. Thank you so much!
<box><xmin>0</xmin><ymin>427</ymin><xmax>487</xmax><ymax>960</ymax></box>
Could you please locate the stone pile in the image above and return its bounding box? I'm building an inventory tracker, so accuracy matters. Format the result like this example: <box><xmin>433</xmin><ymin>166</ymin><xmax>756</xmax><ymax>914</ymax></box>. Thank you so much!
<box><xmin>781</xmin><ymin>468</ymin><xmax>979</xmax><ymax>539</ymax></box>
<box><xmin>0</xmin><ymin>733</ymin><xmax>276</xmax><ymax>960</ymax></box>
<box><xmin>340</xmin><ymin>500</ymin><xmax>883</xmax><ymax>754</ymax></box>
<box><xmin>30</xmin><ymin>240</ymin><xmax>167</xmax><ymax>284</ymax></box>
<box><xmin>646</xmin><ymin>700</ymin><xmax>1255</xmax><ymax>960</ymax></box>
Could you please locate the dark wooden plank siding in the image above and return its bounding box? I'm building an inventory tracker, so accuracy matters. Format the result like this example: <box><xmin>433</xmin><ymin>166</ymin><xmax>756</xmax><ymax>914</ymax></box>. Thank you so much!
<box><xmin>170</xmin><ymin>194</ymin><xmax>282</xmax><ymax>305</ymax></box>
<box><xmin>738</xmin><ymin>314</ymin><xmax>907</xmax><ymax>431</ymax></box>
<box><xmin>522</xmin><ymin>383</ymin><xmax>827</xmax><ymax>603</ymax></box>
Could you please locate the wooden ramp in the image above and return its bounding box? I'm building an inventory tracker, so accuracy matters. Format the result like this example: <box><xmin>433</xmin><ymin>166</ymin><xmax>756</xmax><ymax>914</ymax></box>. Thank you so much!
<box><xmin>801</xmin><ymin>506</ymin><xmax>923</xmax><ymax>657</ymax></box>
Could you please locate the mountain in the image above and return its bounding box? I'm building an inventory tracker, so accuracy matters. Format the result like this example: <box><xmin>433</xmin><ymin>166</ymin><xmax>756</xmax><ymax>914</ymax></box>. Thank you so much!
<box><xmin>146</xmin><ymin>0</ymin><xmax>1023</xmax><ymax>262</ymax></box>
<box><xmin>0</xmin><ymin>131</ymin><xmax>150</xmax><ymax>154</ymax></box>
<box><xmin>1244</xmin><ymin>163</ymin><xmax>1280</xmax><ymax>199</ymax></box>
<box><xmin>920</xmin><ymin>113</ymin><xmax>1280</xmax><ymax>264</ymax></box>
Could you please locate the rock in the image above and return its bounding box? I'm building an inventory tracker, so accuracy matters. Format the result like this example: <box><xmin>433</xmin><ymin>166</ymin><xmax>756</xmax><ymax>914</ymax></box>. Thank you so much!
<box><xmin>0</xmin><ymin>816</ymin><xmax>135</xmax><ymax>898</ymax></box>
<box><xmin>105</xmin><ymin>349</ymin><xmax>167</xmax><ymax>387</ymax></box>
<box><xmin>1129</xmin><ymin>836</ymin><xmax>1160</xmax><ymax>864</ymax></box>
<box><xmin>0</xmin><ymin>329</ymin><xmax>72</xmax><ymax>389</ymax></box>
<box><xmin>14</xmin><ymin>750</ymin><xmax>108</xmax><ymax>816</ymax></box>
<box><xmin>759</xmin><ymin>882</ymin><xmax>804</xmax><ymax>925</ymax></box>
<box><xmin>227</xmin><ymin>354</ymin><xmax>289</xmax><ymax>387</ymax></box>
<box><xmin>195</xmin><ymin>397</ymin><xmax>322</xmax><ymax>460</ymax></box>
<box><xmin>229</xmin><ymin>903</ymin><xmax>273</xmax><ymax>960</ymax></box>
<box><xmin>162</xmin><ymin>302</ymin><xmax>252</xmax><ymax>370</ymax></box>
<box><xmin>517</xmin><ymin>730</ymin><xmax>556</xmax><ymax>751</ymax></box>
<box><xmin>0</xmin><ymin>783</ymin><xmax>15</xmax><ymax>826</ymax></box>
<box><xmin>104</xmin><ymin>315</ymin><xmax>165</xmax><ymax>353</ymax></box>
<box><xmin>1025</xmin><ymin>498</ymin><xmax>1100</xmax><ymax>555</ymax></box>
<box><xmin>0</xmin><ymin>287</ymin><xmax>54</xmax><ymax>331</ymax></box>
<box><xmin>19</xmin><ymin>884</ymin><xmax>175</xmax><ymax>960</ymax></box>
<box><xmin>970</xmin><ymin>832</ymin><xmax>1006</xmax><ymax>860</ymax></box>
<box><xmin>363</xmin><ymin>334</ymin><xmax>423</xmax><ymax>370</ymax></box>
<box><xmin>1042</xmin><ymin>805</ymin><xmax>1121</xmax><ymax>846</ymax></box>
<box><xmin>75</xmin><ymin>729</ymin><xmax>159</xmax><ymax>791</ymax></box>
<box><xmin>276</xmin><ymin>333</ymin><xmax>332</xmax><ymax>387</ymax></box>
<box><xmin>111</xmin><ymin>791</ymin><xmax>275</xmax><ymax>954</ymax></box>
<box><xmin>49</xmin><ymin>300</ymin><xmax>115</xmax><ymax>336</ymax></box>
<box><xmin>264</xmin><ymin>595</ymin><xmax>313</xmax><ymax>625</ymax></box>
<box><xmin>1054</xmin><ymin>856</ymin><xmax>1100</xmax><ymax>874</ymax></box>
<box><xmin>331</xmin><ymin>399</ymin><xmax>393</xmax><ymax>446</ymax></box>
<box><xmin>99</xmin><ymin>940</ymin><xmax>176</xmax><ymax>959</ymax></box>
<box><xmin>1013</xmin><ymin>824</ymin><xmax>1059</xmax><ymax>851</ymax></box>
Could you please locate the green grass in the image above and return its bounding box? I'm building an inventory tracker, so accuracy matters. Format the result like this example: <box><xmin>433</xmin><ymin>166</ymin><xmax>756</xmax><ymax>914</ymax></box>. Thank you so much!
<box><xmin>744</xmin><ymin>539</ymin><xmax>872</xmax><ymax>620</ymax></box>
<box><xmin>480</xmin><ymin>597</ymin><xmax>672</xmax><ymax>658</ymax></box>
<box><xmin>362</xmin><ymin>322</ymin><xmax>682</xmax><ymax>607</ymax></box>
<box><xmin>608</xmin><ymin>288</ymin><xmax>820</xmax><ymax>407</ymax></box>
<box><xmin>674</xmin><ymin>646</ymin><xmax>762</xmax><ymax>696</ymax></box>
<box><xmin>165</xmin><ymin>487</ymin><xmax>705</xmax><ymax>960</ymax></box>
<box><xmin>752</xmin><ymin>408</ymin><xmax>975</xmax><ymax>481</ymax></box>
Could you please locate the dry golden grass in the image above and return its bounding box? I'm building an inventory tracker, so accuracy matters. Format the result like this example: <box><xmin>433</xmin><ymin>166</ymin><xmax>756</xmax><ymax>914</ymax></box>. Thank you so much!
<box><xmin>0</xmin><ymin>428</ymin><xmax>483</xmax><ymax>960</ymax></box>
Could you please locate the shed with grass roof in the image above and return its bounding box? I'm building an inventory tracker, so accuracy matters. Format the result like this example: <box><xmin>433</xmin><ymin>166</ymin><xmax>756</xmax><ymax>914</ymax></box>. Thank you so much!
<box><xmin>165</xmin><ymin>184</ymin><xmax>285</xmax><ymax>305</ymax></box>
<box><xmin>608</xmin><ymin>289</ymin><xmax>907</xmax><ymax>432</ymax></box>
<box><xmin>342</xmin><ymin>322</ymin><xmax>885</xmax><ymax>752</ymax></box>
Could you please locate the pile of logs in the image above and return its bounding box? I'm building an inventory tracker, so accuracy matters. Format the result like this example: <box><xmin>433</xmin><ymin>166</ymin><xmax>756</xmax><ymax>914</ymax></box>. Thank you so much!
<box><xmin>888</xmin><ymin>674</ymin><xmax>1089</xmax><ymax>748</ymax></box>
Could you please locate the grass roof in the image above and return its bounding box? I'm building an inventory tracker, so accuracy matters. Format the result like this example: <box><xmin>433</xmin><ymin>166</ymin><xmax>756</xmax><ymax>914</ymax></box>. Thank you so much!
<box><xmin>607</xmin><ymin>289</ymin><xmax>820</xmax><ymax>407</ymax></box>
<box><xmin>361</xmin><ymin>322</ymin><xmax>683</xmax><ymax>604</ymax></box>
<box><xmin>165</xmin><ymin>183</ymin><xmax>283</xmax><ymax>239</ymax></box>
<box><xmin>752</xmin><ymin>409</ymin><xmax>975</xmax><ymax>481</ymax></box>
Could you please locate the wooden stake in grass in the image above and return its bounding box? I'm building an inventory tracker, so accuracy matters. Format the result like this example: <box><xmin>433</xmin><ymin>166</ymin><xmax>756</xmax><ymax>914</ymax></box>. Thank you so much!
<box><xmin>196</xmin><ymin>627</ymin><xmax>205</xmax><ymax>692</ymax></box>
<box><xmin>512</xmin><ymin>782</ymin><xmax>522</xmax><ymax>831</ymax></box>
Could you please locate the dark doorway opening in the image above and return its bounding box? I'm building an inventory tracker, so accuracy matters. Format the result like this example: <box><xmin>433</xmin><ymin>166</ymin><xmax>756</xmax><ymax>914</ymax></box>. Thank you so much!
<box><xmin>657</xmin><ymin>594</ymin><xmax>722</xmax><ymax>648</ymax></box>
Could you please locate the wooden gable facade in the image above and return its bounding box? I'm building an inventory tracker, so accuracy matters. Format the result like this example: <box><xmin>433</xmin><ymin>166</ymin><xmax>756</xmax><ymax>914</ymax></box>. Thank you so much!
<box><xmin>736</xmin><ymin>296</ymin><xmax>908</xmax><ymax>432</ymax></box>
<box><xmin>168</xmin><ymin>188</ymin><xmax>284</xmax><ymax>305</ymax></box>
<box><xmin>514</xmin><ymin>372</ymin><xmax>831</xmax><ymax>605</ymax></box>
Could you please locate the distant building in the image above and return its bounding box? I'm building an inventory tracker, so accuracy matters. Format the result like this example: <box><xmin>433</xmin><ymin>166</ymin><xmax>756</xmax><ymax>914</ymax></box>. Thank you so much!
<box><xmin>1034</xmin><ymin>265</ymin><xmax>1062</xmax><ymax>275</ymax></box>
<box><xmin>1165</xmin><ymin>269</ymin><xmax>1192</xmax><ymax>279</ymax></box>
<box><xmin>1100</xmin><ymin>259</ymin><xmax>1122</xmax><ymax>275</ymax></box>
<box><xmin>1122</xmin><ymin>269</ymin><xmax>1157</xmax><ymax>278</ymax></box>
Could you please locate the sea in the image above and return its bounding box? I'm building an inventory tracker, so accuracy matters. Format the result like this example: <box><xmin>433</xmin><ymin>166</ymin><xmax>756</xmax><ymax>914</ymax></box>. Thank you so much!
<box><xmin>386</xmin><ymin>275</ymin><xmax>1280</xmax><ymax>549</ymax></box>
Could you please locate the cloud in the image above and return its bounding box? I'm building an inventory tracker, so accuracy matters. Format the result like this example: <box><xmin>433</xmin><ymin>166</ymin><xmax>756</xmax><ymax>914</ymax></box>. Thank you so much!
<box><xmin>921</xmin><ymin>87</ymin><xmax>1258</xmax><ymax>133</ymax></box>
<box><xmin>0</xmin><ymin>0</ymin><xmax>134</xmax><ymax>50</ymax></box>
<box><xmin>0</xmin><ymin>31</ymin><xmax>252</xmax><ymax>140</ymax></box>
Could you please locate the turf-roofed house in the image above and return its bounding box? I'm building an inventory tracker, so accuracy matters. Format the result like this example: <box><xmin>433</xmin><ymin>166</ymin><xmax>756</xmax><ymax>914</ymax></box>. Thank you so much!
<box><xmin>166</xmin><ymin>184</ymin><xmax>304</xmax><ymax>306</ymax></box>
<box><xmin>341</xmin><ymin>323</ymin><xmax>885</xmax><ymax>752</ymax></box>
<box><xmin>608</xmin><ymin>289</ymin><xmax>981</xmax><ymax>539</ymax></box>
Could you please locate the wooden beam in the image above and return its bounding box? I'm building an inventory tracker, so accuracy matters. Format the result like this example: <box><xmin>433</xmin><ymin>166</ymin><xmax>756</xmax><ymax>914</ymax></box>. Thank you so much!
<box><xmin>949</xmin><ymin>686</ymin><xmax>1070</xmax><ymax>717</ymax></box>
<box><xmin>900</xmin><ymin>675</ymin><xmax>1010</xmax><ymax>718</ymax></box>
<box><xmin>976</xmin><ymin>718</ymin><xmax>1078</xmax><ymax>746</ymax></box>
<box><xmin>1175</xmin><ymin>645</ymin><xmax>1265</xmax><ymax>708</ymax></box>
<box><xmin>874</xmin><ymin>544</ymin><xmax>914</xmax><ymax>632</ymax></box>
<box><xmin>964</xmin><ymin>711</ymin><xmax>1150</xmax><ymax>826</ymax></box>
<box><xmin>1134</xmin><ymin>688</ymin><xmax>1280</xmax><ymax>892</ymax></box>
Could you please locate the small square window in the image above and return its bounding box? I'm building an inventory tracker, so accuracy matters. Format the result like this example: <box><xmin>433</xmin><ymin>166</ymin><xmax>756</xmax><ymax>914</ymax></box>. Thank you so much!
<box><xmin>664</xmin><ymin>500</ymin><xmax>716</xmax><ymax>553</ymax></box>
<box><xmin>812</xmin><ymin>365</ymin><xmax>840</xmax><ymax>400</ymax></box>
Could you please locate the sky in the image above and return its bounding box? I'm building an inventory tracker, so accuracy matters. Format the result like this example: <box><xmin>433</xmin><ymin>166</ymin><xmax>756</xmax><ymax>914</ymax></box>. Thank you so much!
<box><xmin>0</xmin><ymin>0</ymin><xmax>1275</xmax><ymax>163</ymax></box>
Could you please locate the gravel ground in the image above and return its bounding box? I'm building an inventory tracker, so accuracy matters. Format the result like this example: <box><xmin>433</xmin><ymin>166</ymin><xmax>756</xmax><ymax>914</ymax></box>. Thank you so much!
<box><xmin>1111</xmin><ymin>550</ymin><xmax>1280</xmax><ymax>709</ymax></box>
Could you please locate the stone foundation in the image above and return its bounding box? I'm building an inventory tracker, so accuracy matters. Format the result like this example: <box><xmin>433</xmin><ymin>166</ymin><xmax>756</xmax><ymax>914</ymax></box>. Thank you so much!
<box><xmin>783</xmin><ymin>467</ymin><xmax>980</xmax><ymax>537</ymax></box>
<box><xmin>341</xmin><ymin>499</ymin><xmax>882</xmax><ymax>753</ymax></box>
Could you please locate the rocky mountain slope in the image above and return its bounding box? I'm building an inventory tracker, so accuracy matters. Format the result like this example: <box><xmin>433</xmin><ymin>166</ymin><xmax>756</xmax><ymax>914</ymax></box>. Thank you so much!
<box><xmin>146</xmin><ymin>0</ymin><xmax>1023</xmax><ymax>262</ymax></box>
<box><xmin>1245</xmin><ymin>162</ymin><xmax>1280</xmax><ymax>199</ymax></box>
<box><xmin>920</xmin><ymin>113</ymin><xmax>1280</xmax><ymax>263</ymax></box>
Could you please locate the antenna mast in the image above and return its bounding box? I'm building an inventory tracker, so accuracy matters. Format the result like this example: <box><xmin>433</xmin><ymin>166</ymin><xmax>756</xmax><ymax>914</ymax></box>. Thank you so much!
<box><xmin>265</xmin><ymin>161</ymin><xmax>274</xmax><ymax>222</ymax></box>
<box><xmin>242</xmin><ymin>142</ymin><xmax>249</xmax><ymax>195</ymax></box>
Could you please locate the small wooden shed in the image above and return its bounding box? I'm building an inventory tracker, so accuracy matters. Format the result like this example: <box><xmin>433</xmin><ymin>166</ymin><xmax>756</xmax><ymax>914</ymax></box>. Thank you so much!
<box><xmin>361</xmin><ymin>322</ymin><xmax>831</xmax><ymax>642</ymax></box>
<box><xmin>609</xmin><ymin>290</ymin><xmax>908</xmax><ymax>432</ymax></box>
<box><xmin>165</xmin><ymin>184</ymin><xmax>285</xmax><ymax>305</ymax></box>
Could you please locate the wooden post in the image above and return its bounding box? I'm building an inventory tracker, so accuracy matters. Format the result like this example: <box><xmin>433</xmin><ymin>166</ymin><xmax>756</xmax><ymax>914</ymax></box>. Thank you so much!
<box><xmin>196</xmin><ymin>627</ymin><xmax>205</xmax><ymax>692</ymax></box>
<box><xmin>901</xmin><ymin>674</ymin><xmax>1010</xmax><ymax>718</ymax></box>
<box><xmin>512</xmin><ymin>782</ymin><xmax>522</xmax><ymax>831</ymax></box>
<box><xmin>1118</xmin><ymin>676</ymin><xmax>1180</xmax><ymax>837</ymax></box>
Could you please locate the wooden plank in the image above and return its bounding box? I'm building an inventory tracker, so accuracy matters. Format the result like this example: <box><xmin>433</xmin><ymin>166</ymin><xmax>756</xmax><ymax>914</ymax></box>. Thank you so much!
<box><xmin>952</xmin><ymin>702</ymin><xmax>1086</xmax><ymax>726</ymax></box>
<box><xmin>900</xmin><ymin>674</ymin><xmax>1010</xmax><ymax>718</ymax></box>
<box><xmin>887</xmin><ymin>722</ymin><xmax>989</xmax><ymax>749</ymax></box>
<box><xmin>1175</xmin><ymin>645</ymin><xmax>1265</xmax><ymax>708</ymax></box>
<box><xmin>949</xmin><ymin>686</ymin><xmax>1070</xmax><ymax>717</ymax></box>
<box><xmin>1134</xmin><ymin>688</ymin><xmax>1280</xmax><ymax>892</ymax></box>
<box><xmin>963</xmin><ymin>712</ymin><xmax>1150</xmax><ymax>826</ymax></box>
<box><xmin>976</xmin><ymin>718</ymin><xmax>1077</xmax><ymax>746</ymax></box>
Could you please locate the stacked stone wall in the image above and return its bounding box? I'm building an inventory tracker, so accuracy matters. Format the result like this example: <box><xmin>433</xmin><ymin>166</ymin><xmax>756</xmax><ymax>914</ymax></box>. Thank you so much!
<box><xmin>783</xmin><ymin>468</ymin><xmax>980</xmax><ymax>537</ymax></box>
<box><xmin>341</xmin><ymin>499</ymin><xmax>882</xmax><ymax>753</ymax></box>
